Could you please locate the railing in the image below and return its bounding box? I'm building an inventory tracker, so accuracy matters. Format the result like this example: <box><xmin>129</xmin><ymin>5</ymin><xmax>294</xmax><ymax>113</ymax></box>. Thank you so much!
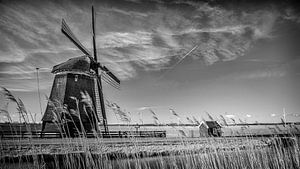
<box><xmin>0</xmin><ymin>130</ymin><xmax>167</xmax><ymax>139</ymax></box>
<box><xmin>101</xmin><ymin>130</ymin><xmax>166</xmax><ymax>138</ymax></box>
<box><xmin>1</xmin><ymin>130</ymin><xmax>63</xmax><ymax>138</ymax></box>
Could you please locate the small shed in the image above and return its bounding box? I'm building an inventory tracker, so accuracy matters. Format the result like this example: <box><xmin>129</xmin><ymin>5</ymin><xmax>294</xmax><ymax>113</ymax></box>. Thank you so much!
<box><xmin>199</xmin><ymin>121</ymin><xmax>222</xmax><ymax>137</ymax></box>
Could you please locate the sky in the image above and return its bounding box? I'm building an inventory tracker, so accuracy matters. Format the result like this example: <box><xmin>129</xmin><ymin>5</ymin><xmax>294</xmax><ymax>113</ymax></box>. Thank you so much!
<box><xmin>0</xmin><ymin>0</ymin><xmax>300</xmax><ymax>124</ymax></box>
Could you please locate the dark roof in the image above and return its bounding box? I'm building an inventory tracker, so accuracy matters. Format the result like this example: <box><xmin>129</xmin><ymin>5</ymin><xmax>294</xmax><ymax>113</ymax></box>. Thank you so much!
<box><xmin>206</xmin><ymin>121</ymin><xmax>221</xmax><ymax>128</ymax></box>
<box><xmin>52</xmin><ymin>56</ymin><xmax>96</xmax><ymax>73</ymax></box>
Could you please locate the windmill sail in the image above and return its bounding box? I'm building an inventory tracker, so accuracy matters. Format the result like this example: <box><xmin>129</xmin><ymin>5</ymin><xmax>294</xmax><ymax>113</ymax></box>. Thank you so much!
<box><xmin>101</xmin><ymin>74</ymin><xmax>120</xmax><ymax>90</ymax></box>
<box><xmin>92</xmin><ymin>6</ymin><xmax>98</xmax><ymax>62</ymax></box>
<box><xmin>61</xmin><ymin>19</ymin><xmax>91</xmax><ymax>56</ymax></box>
<box><xmin>94</xmin><ymin>77</ymin><xmax>103</xmax><ymax>123</ymax></box>
<box><xmin>101</xmin><ymin>66</ymin><xmax>120</xmax><ymax>84</ymax></box>
<box><xmin>91</xmin><ymin>6</ymin><xmax>108</xmax><ymax>133</ymax></box>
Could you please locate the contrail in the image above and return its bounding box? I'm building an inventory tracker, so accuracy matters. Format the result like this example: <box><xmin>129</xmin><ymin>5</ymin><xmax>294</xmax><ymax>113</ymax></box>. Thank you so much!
<box><xmin>158</xmin><ymin>45</ymin><xmax>198</xmax><ymax>79</ymax></box>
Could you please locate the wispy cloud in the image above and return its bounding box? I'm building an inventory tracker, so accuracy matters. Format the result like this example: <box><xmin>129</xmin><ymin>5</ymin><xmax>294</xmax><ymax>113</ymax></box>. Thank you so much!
<box><xmin>245</xmin><ymin>69</ymin><xmax>286</xmax><ymax>79</ymax></box>
<box><xmin>136</xmin><ymin>106</ymin><xmax>164</xmax><ymax>111</ymax></box>
<box><xmin>0</xmin><ymin>0</ymin><xmax>298</xmax><ymax>91</ymax></box>
<box><xmin>225</xmin><ymin>114</ymin><xmax>235</xmax><ymax>118</ymax></box>
<box><xmin>235</xmin><ymin>66</ymin><xmax>287</xmax><ymax>79</ymax></box>
<box><xmin>282</xmin><ymin>8</ymin><xmax>300</xmax><ymax>23</ymax></box>
<box><xmin>104</xmin><ymin>7</ymin><xmax>150</xmax><ymax>18</ymax></box>
<box><xmin>98</xmin><ymin>31</ymin><xmax>152</xmax><ymax>48</ymax></box>
<box><xmin>224</xmin><ymin>112</ymin><xmax>235</xmax><ymax>118</ymax></box>
<box><xmin>180</xmin><ymin>25</ymin><xmax>250</xmax><ymax>35</ymax></box>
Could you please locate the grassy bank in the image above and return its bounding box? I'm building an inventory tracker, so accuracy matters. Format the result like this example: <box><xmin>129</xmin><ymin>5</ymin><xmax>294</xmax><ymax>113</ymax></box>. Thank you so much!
<box><xmin>1</xmin><ymin>136</ymin><xmax>299</xmax><ymax>169</ymax></box>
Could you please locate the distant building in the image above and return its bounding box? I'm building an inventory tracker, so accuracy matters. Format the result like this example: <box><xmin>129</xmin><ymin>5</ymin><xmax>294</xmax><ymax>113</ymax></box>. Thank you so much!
<box><xmin>199</xmin><ymin>121</ymin><xmax>222</xmax><ymax>137</ymax></box>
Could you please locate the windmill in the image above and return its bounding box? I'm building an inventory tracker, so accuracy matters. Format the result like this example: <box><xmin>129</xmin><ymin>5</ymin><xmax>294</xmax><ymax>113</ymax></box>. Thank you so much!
<box><xmin>41</xmin><ymin>6</ymin><xmax>120</xmax><ymax>137</ymax></box>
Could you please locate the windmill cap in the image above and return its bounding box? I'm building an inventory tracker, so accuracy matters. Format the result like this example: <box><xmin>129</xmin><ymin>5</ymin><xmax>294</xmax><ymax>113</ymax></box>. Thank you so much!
<box><xmin>52</xmin><ymin>55</ymin><xmax>97</xmax><ymax>74</ymax></box>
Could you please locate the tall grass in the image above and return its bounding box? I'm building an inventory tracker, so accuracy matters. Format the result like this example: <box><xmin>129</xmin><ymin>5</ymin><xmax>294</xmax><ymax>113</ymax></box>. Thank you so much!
<box><xmin>1</xmin><ymin>136</ymin><xmax>299</xmax><ymax>169</ymax></box>
<box><xmin>0</xmin><ymin>87</ymin><xmax>299</xmax><ymax>169</ymax></box>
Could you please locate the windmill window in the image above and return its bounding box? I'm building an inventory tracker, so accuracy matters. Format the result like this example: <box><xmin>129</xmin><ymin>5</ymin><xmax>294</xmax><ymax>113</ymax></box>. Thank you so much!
<box><xmin>57</xmin><ymin>78</ymin><xmax>63</xmax><ymax>88</ymax></box>
<box><xmin>75</xmin><ymin>75</ymin><xmax>78</xmax><ymax>82</ymax></box>
<box><xmin>213</xmin><ymin>128</ymin><xmax>217</xmax><ymax>135</ymax></box>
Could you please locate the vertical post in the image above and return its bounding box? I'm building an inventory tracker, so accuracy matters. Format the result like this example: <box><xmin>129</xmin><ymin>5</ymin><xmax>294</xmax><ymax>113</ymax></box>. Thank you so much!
<box><xmin>96</xmin><ymin>78</ymin><xmax>109</xmax><ymax>133</ymax></box>
<box><xmin>283</xmin><ymin>108</ymin><xmax>286</xmax><ymax>126</ymax></box>
<box><xmin>36</xmin><ymin>68</ymin><xmax>43</xmax><ymax>116</ymax></box>
<box><xmin>40</xmin><ymin>121</ymin><xmax>46</xmax><ymax>138</ymax></box>
<box><xmin>92</xmin><ymin>6</ymin><xmax>108</xmax><ymax>134</ymax></box>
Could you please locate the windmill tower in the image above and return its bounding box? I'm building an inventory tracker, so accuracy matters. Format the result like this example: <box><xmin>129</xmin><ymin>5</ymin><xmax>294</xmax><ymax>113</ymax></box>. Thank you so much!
<box><xmin>41</xmin><ymin>6</ymin><xmax>120</xmax><ymax>137</ymax></box>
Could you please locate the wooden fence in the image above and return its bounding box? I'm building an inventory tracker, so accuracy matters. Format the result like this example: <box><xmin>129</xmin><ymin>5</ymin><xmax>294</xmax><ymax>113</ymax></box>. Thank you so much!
<box><xmin>0</xmin><ymin>129</ymin><xmax>166</xmax><ymax>139</ymax></box>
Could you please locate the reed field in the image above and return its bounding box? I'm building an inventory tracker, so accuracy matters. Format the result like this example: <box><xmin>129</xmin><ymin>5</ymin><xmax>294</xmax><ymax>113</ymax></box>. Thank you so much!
<box><xmin>1</xmin><ymin>135</ymin><xmax>299</xmax><ymax>169</ymax></box>
<box><xmin>1</xmin><ymin>87</ymin><xmax>300</xmax><ymax>169</ymax></box>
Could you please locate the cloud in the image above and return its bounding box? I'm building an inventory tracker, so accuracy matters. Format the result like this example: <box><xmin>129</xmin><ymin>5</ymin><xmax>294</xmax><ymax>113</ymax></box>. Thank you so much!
<box><xmin>153</xmin><ymin>27</ymin><xmax>180</xmax><ymax>49</ymax></box>
<box><xmin>105</xmin><ymin>61</ymin><xmax>138</xmax><ymax>80</ymax></box>
<box><xmin>225</xmin><ymin>114</ymin><xmax>235</xmax><ymax>118</ymax></box>
<box><xmin>99</xmin><ymin>3</ymin><xmax>281</xmax><ymax>77</ymax></box>
<box><xmin>98</xmin><ymin>31</ymin><xmax>152</xmax><ymax>48</ymax></box>
<box><xmin>0</xmin><ymin>1</ymin><xmax>68</xmax><ymax>62</ymax></box>
<box><xmin>105</xmin><ymin>7</ymin><xmax>150</xmax><ymax>18</ymax></box>
<box><xmin>180</xmin><ymin>25</ymin><xmax>250</xmax><ymax>35</ymax></box>
<box><xmin>136</xmin><ymin>106</ymin><xmax>163</xmax><ymax>111</ymax></box>
<box><xmin>136</xmin><ymin>107</ymin><xmax>151</xmax><ymax>111</ymax></box>
<box><xmin>282</xmin><ymin>8</ymin><xmax>300</xmax><ymax>23</ymax></box>
<box><xmin>0</xmin><ymin>78</ymin><xmax>52</xmax><ymax>92</ymax></box>
<box><xmin>236</xmin><ymin>66</ymin><xmax>287</xmax><ymax>79</ymax></box>
<box><xmin>246</xmin><ymin>70</ymin><xmax>286</xmax><ymax>79</ymax></box>
<box><xmin>0</xmin><ymin>0</ymin><xmax>299</xmax><ymax>90</ymax></box>
<box><xmin>287</xmin><ymin>113</ymin><xmax>300</xmax><ymax>117</ymax></box>
<box><xmin>180</xmin><ymin>8</ymin><xmax>279</xmax><ymax>65</ymax></box>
